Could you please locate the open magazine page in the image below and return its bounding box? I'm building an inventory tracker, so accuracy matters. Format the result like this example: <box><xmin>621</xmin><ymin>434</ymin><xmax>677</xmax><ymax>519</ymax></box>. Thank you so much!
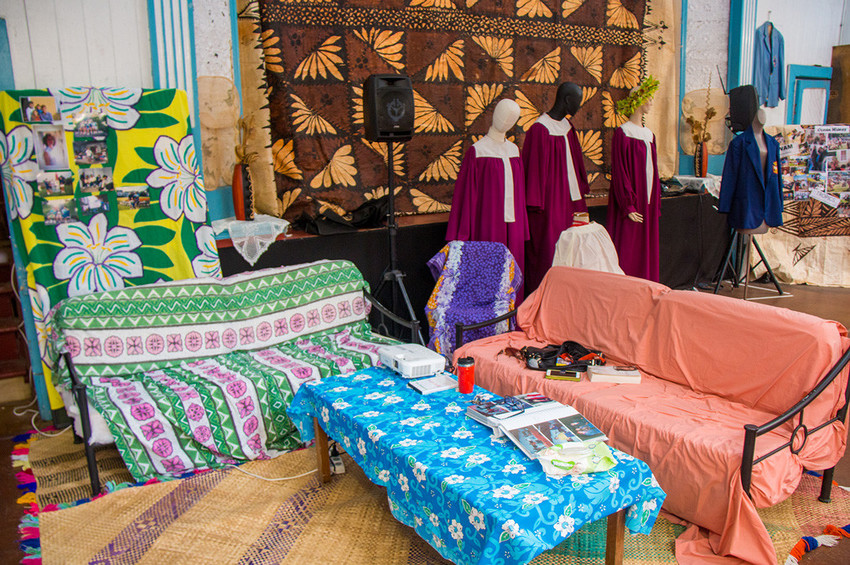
<box><xmin>499</xmin><ymin>406</ymin><xmax>607</xmax><ymax>459</ymax></box>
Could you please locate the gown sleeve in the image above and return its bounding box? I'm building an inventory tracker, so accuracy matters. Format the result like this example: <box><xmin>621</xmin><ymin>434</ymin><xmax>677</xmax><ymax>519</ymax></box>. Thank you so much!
<box><xmin>521</xmin><ymin>123</ymin><xmax>547</xmax><ymax>211</ymax></box>
<box><xmin>446</xmin><ymin>145</ymin><xmax>478</xmax><ymax>241</ymax></box>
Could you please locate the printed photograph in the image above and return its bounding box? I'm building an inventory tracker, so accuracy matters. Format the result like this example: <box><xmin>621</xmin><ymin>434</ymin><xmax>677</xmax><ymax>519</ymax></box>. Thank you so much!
<box><xmin>560</xmin><ymin>414</ymin><xmax>605</xmax><ymax>442</ymax></box>
<box><xmin>19</xmin><ymin>96</ymin><xmax>59</xmax><ymax>123</ymax></box>
<box><xmin>73</xmin><ymin>112</ymin><xmax>109</xmax><ymax>140</ymax></box>
<box><xmin>33</xmin><ymin>125</ymin><xmax>70</xmax><ymax>171</ymax></box>
<box><xmin>73</xmin><ymin>138</ymin><xmax>108</xmax><ymax>165</ymax></box>
<box><xmin>36</xmin><ymin>171</ymin><xmax>74</xmax><ymax>197</ymax></box>
<box><xmin>808</xmin><ymin>144</ymin><xmax>829</xmax><ymax>172</ymax></box>
<box><xmin>116</xmin><ymin>187</ymin><xmax>150</xmax><ymax>210</ymax></box>
<box><xmin>43</xmin><ymin>196</ymin><xmax>77</xmax><ymax>226</ymax></box>
<box><xmin>535</xmin><ymin>419</ymin><xmax>580</xmax><ymax>446</ymax></box>
<box><xmin>79</xmin><ymin>193</ymin><xmax>110</xmax><ymax>216</ymax></box>
<box><xmin>794</xmin><ymin>190</ymin><xmax>811</xmax><ymax>201</ymax></box>
<box><xmin>507</xmin><ymin>425</ymin><xmax>552</xmax><ymax>456</ymax></box>
<box><xmin>808</xmin><ymin>172</ymin><xmax>827</xmax><ymax>191</ymax></box>
<box><xmin>838</xmin><ymin>193</ymin><xmax>850</xmax><ymax>218</ymax></box>
<box><xmin>79</xmin><ymin>167</ymin><xmax>114</xmax><ymax>192</ymax></box>
<box><xmin>828</xmin><ymin>172</ymin><xmax>850</xmax><ymax>193</ymax></box>
<box><xmin>827</xmin><ymin>134</ymin><xmax>850</xmax><ymax>151</ymax></box>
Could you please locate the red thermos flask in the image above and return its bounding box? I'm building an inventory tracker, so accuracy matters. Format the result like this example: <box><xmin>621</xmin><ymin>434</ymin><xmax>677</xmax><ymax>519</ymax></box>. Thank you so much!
<box><xmin>457</xmin><ymin>357</ymin><xmax>475</xmax><ymax>394</ymax></box>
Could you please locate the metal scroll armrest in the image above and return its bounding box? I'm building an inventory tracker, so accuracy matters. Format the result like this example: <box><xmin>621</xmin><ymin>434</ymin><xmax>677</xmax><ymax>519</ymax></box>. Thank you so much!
<box><xmin>455</xmin><ymin>310</ymin><xmax>518</xmax><ymax>350</ymax></box>
<box><xmin>740</xmin><ymin>346</ymin><xmax>850</xmax><ymax>503</ymax></box>
<box><xmin>63</xmin><ymin>352</ymin><xmax>101</xmax><ymax>497</ymax></box>
<box><xmin>364</xmin><ymin>290</ymin><xmax>423</xmax><ymax>345</ymax></box>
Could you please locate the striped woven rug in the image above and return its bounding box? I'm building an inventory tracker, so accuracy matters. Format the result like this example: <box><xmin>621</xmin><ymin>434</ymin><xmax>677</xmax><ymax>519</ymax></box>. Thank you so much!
<box><xmin>14</xmin><ymin>431</ymin><xmax>850</xmax><ymax>564</ymax></box>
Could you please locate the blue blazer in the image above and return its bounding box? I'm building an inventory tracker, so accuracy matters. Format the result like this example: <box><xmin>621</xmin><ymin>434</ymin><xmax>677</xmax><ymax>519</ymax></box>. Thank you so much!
<box><xmin>753</xmin><ymin>22</ymin><xmax>785</xmax><ymax>107</ymax></box>
<box><xmin>719</xmin><ymin>127</ymin><xmax>784</xmax><ymax>229</ymax></box>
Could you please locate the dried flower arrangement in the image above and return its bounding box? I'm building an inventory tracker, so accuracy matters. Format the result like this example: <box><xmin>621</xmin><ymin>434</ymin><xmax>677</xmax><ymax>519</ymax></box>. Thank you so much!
<box><xmin>685</xmin><ymin>76</ymin><xmax>717</xmax><ymax>147</ymax></box>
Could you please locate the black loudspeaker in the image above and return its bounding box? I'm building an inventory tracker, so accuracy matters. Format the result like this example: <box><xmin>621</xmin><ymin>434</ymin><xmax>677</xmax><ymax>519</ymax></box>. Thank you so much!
<box><xmin>728</xmin><ymin>85</ymin><xmax>758</xmax><ymax>133</ymax></box>
<box><xmin>363</xmin><ymin>74</ymin><xmax>414</xmax><ymax>142</ymax></box>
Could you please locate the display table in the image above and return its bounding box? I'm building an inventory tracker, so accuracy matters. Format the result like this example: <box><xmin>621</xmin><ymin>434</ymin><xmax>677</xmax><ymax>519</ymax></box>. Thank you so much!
<box><xmin>288</xmin><ymin>367</ymin><xmax>666</xmax><ymax>565</ymax></box>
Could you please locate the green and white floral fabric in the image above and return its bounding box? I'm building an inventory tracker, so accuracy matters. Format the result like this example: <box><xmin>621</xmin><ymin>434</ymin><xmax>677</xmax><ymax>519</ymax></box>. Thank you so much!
<box><xmin>48</xmin><ymin>260</ymin><xmax>398</xmax><ymax>480</ymax></box>
<box><xmin>0</xmin><ymin>87</ymin><xmax>220</xmax><ymax>413</ymax></box>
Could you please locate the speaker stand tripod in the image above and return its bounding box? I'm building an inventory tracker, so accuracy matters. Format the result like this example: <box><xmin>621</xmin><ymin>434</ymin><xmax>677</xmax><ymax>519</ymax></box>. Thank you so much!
<box><xmin>373</xmin><ymin>140</ymin><xmax>425</xmax><ymax>344</ymax></box>
<box><xmin>713</xmin><ymin>229</ymin><xmax>784</xmax><ymax>300</ymax></box>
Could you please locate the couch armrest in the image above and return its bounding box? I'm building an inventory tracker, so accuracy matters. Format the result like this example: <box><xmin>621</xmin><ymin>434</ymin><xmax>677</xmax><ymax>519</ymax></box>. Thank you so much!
<box><xmin>365</xmin><ymin>291</ymin><xmax>422</xmax><ymax>345</ymax></box>
<box><xmin>455</xmin><ymin>310</ymin><xmax>517</xmax><ymax>350</ymax></box>
<box><xmin>741</xmin><ymin>345</ymin><xmax>850</xmax><ymax>500</ymax></box>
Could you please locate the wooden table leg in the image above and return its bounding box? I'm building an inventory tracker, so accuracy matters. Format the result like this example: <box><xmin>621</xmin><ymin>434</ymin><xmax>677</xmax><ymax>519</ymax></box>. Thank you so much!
<box><xmin>605</xmin><ymin>508</ymin><xmax>626</xmax><ymax>565</ymax></box>
<box><xmin>313</xmin><ymin>417</ymin><xmax>332</xmax><ymax>483</ymax></box>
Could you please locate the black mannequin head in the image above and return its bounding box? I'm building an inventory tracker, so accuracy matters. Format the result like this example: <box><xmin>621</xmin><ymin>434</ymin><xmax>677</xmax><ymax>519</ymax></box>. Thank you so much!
<box><xmin>548</xmin><ymin>82</ymin><xmax>583</xmax><ymax>120</ymax></box>
<box><xmin>727</xmin><ymin>85</ymin><xmax>758</xmax><ymax>133</ymax></box>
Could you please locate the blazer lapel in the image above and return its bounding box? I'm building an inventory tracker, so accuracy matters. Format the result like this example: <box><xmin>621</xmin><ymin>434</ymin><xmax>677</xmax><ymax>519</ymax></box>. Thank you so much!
<box><xmin>744</xmin><ymin>130</ymin><xmax>765</xmax><ymax>188</ymax></box>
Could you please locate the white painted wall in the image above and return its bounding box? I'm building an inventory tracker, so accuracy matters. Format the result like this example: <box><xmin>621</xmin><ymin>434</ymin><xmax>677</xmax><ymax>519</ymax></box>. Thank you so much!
<box><xmin>755</xmin><ymin>0</ymin><xmax>844</xmax><ymax>126</ymax></box>
<box><xmin>0</xmin><ymin>0</ymin><xmax>152</xmax><ymax>89</ymax></box>
<box><xmin>839</xmin><ymin>0</ymin><xmax>850</xmax><ymax>45</ymax></box>
<box><xmin>193</xmin><ymin>0</ymin><xmax>233</xmax><ymax>79</ymax></box>
<box><xmin>685</xmin><ymin>1</ymin><xmax>731</xmax><ymax>96</ymax></box>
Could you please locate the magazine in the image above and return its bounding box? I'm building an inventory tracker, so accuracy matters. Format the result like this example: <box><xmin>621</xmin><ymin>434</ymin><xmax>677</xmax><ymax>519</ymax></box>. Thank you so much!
<box><xmin>408</xmin><ymin>372</ymin><xmax>457</xmax><ymax>395</ymax></box>
<box><xmin>499</xmin><ymin>407</ymin><xmax>608</xmax><ymax>460</ymax></box>
<box><xmin>466</xmin><ymin>392</ymin><xmax>559</xmax><ymax>431</ymax></box>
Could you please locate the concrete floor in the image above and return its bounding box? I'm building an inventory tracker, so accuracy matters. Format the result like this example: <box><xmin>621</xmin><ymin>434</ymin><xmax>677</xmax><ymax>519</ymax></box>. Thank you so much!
<box><xmin>1</xmin><ymin>282</ymin><xmax>849</xmax><ymax>564</ymax></box>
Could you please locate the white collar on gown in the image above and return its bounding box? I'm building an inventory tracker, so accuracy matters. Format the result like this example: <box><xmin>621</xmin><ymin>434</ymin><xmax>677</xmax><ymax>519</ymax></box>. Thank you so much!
<box><xmin>536</xmin><ymin>112</ymin><xmax>573</xmax><ymax>136</ymax></box>
<box><xmin>472</xmin><ymin>136</ymin><xmax>519</xmax><ymax>222</ymax></box>
<box><xmin>620</xmin><ymin>120</ymin><xmax>654</xmax><ymax>143</ymax></box>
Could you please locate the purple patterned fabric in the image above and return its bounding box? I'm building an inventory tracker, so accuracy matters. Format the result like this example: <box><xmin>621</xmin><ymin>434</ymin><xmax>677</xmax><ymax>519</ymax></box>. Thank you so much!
<box><xmin>425</xmin><ymin>241</ymin><xmax>521</xmax><ymax>357</ymax></box>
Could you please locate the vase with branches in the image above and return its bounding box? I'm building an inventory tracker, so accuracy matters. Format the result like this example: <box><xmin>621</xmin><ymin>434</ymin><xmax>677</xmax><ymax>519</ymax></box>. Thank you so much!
<box><xmin>685</xmin><ymin>77</ymin><xmax>716</xmax><ymax>177</ymax></box>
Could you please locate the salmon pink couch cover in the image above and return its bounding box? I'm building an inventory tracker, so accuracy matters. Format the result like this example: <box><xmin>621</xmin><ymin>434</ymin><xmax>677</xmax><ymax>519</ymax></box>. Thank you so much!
<box><xmin>454</xmin><ymin>267</ymin><xmax>850</xmax><ymax>565</ymax></box>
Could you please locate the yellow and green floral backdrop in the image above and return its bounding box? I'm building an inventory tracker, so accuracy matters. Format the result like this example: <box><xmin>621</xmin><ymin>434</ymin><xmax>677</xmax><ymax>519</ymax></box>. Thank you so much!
<box><xmin>0</xmin><ymin>87</ymin><xmax>220</xmax><ymax>412</ymax></box>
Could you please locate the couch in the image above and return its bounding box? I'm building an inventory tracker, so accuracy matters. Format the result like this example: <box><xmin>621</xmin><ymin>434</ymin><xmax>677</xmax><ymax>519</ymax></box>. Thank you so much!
<box><xmin>454</xmin><ymin>267</ymin><xmax>850</xmax><ymax>565</ymax></box>
<box><xmin>48</xmin><ymin>259</ymin><xmax>411</xmax><ymax>492</ymax></box>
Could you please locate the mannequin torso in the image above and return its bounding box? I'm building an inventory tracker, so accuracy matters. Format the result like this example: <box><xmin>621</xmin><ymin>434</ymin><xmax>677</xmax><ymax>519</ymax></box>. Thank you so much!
<box><xmin>446</xmin><ymin>99</ymin><xmax>529</xmax><ymax>298</ymax></box>
<box><xmin>739</xmin><ymin>108</ymin><xmax>769</xmax><ymax>234</ymax></box>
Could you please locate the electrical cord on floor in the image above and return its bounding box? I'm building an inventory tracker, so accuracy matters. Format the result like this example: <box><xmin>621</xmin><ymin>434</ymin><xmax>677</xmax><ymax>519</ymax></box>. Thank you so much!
<box><xmin>12</xmin><ymin>395</ymin><xmax>37</xmax><ymax>416</ymax></box>
<box><xmin>225</xmin><ymin>464</ymin><xmax>318</xmax><ymax>482</ymax></box>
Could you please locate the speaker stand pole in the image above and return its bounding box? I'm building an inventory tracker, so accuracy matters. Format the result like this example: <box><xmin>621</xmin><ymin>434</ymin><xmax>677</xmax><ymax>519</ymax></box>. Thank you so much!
<box><xmin>374</xmin><ymin>141</ymin><xmax>425</xmax><ymax>345</ymax></box>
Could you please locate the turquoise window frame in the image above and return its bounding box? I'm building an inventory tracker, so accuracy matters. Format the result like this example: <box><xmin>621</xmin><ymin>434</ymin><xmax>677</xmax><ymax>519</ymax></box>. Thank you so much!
<box><xmin>678</xmin><ymin>0</ymin><xmax>731</xmax><ymax>176</ymax></box>
<box><xmin>786</xmin><ymin>65</ymin><xmax>833</xmax><ymax>124</ymax></box>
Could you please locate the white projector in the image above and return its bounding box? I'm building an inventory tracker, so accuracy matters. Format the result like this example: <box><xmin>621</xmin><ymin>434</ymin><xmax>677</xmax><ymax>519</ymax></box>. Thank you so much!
<box><xmin>378</xmin><ymin>344</ymin><xmax>446</xmax><ymax>379</ymax></box>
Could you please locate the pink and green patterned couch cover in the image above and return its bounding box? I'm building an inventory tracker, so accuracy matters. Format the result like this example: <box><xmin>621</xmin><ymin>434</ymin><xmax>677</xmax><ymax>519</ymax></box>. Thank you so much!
<box><xmin>47</xmin><ymin>259</ymin><xmax>397</xmax><ymax>481</ymax></box>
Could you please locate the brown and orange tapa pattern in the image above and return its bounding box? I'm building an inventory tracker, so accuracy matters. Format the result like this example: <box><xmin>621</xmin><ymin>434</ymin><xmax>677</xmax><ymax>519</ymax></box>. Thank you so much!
<box><xmin>257</xmin><ymin>0</ymin><xmax>651</xmax><ymax>220</ymax></box>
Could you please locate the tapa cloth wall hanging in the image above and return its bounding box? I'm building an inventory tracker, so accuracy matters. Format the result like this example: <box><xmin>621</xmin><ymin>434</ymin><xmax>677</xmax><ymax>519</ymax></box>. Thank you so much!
<box><xmin>254</xmin><ymin>0</ymin><xmax>670</xmax><ymax>220</ymax></box>
<box><xmin>0</xmin><ymin>87</ymin><xmax>221</xmax><ymax>414</ymax></box>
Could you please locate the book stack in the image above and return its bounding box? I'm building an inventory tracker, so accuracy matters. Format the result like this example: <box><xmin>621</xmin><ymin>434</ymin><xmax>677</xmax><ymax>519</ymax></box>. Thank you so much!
<box><xmin>466</xmin><ymin>392</ymin><xmax>559</xmax><ymax>433</ymax></box>
<box><xmin>587</xmin><ymin>365</ymin><xmax>642</xmax><ymax>384</ymax></box>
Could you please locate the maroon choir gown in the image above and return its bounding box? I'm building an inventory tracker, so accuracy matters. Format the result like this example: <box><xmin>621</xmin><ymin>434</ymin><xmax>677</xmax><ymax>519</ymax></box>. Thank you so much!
<box><xmin>521</xmin><ymin>114</ymin><xmax>589</xmax><ymax>293</ymax></box>
<box><xmin>446</xmin><ymin>135</ymin><xmax>530</xmax><ymax>299</ymax></box>
<box><xmin>606</xmin><ymin>121</ymin><xmax>661</xmax><ymax>281</ymax></box>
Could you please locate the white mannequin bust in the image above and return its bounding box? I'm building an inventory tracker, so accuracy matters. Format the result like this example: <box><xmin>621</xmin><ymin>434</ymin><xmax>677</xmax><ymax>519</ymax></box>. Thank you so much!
<box><xmin>487</xmin><ymin>99</ymin><xmax>521</xmax><ymax>143</ymax></box>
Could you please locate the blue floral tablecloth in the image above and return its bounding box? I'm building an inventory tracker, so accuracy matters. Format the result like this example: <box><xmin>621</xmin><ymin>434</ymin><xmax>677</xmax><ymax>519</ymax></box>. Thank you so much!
<box><xmin>288</xmin><ymin>366</ymin><xmax>666</xmax><ymax>565</ymax></box>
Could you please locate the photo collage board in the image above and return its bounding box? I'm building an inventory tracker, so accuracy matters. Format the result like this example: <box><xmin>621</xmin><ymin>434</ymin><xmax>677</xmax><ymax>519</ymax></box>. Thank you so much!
<box><xmin>19</xmin><ymin>94</ymin><xmax>143</xmax><ymax>226</ymax></box>
<box><xmin>1</xmin><ymin>87</ymin><xmax>220</xmax><ymax>416</ymax></box>
<box><xmin>777</xmin><ymin>124</ymin><xmax>850</xmax><ymax>219</ymax></box>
